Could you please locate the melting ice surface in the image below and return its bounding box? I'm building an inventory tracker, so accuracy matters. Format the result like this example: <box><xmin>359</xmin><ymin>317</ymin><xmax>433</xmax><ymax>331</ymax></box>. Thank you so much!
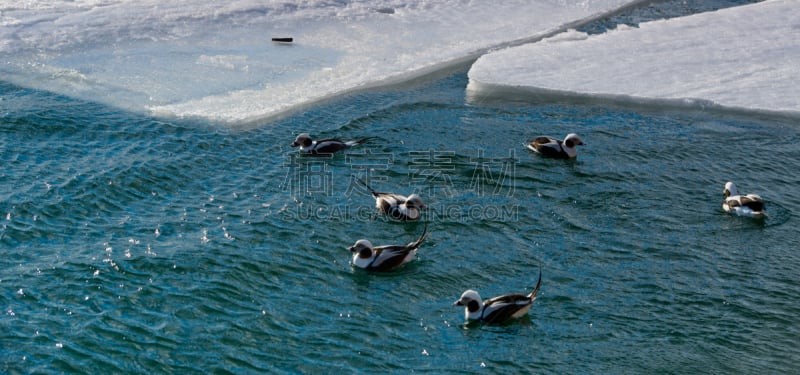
<box><xmin>0</xmin><ymin>0</ymin><xmax>639</xmax><ymax>125</ymax></box>
<box><xmin>468</xmin><ymin>0</ymin><xmax>800</xmax><ymax>117</ymax></box>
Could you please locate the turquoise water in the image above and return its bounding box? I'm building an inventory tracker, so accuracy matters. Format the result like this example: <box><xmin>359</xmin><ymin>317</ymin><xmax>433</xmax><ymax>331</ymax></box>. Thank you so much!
<box><xmin>3</xmin><ymin>1</ymin><xmax>800</xmax><ymax>372</ymax></box>
<box><xmin>3</xmin><ymin>67</ymin><xmax>799</xmax><ymax>373</ymax></box>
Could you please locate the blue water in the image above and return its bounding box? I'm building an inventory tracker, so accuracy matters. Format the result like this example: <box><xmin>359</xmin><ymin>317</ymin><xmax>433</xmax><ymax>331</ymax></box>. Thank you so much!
<box><xmin>3</xmin><ymin>1</ymin><xmax>800</xmax><ymax>373</ymax></box>
<box><xmin>577</xmin><ymin>0</ymin><xmax>763</xmax><ymax>34</ymax></box>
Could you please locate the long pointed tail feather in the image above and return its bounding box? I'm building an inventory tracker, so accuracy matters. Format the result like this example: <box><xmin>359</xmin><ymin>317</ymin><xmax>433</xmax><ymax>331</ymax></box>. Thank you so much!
<box><xmin>355</xmin><ymin>177</ymin><xmax>379</xmax><ymax>197</ymax></box>
<box><xmin>346</xmin><ymin>137</ymin><xmax>376</xmax><ymax>147</ymax></box>
<box><xmin>528</xmin><ymin>267</ymin><xmax>542</xmax><ymax>300</ymax></box>
<box><xmin>408</xmin><ymin>223</ymin><xmax>428</xmax><ymax>249</ymax></box>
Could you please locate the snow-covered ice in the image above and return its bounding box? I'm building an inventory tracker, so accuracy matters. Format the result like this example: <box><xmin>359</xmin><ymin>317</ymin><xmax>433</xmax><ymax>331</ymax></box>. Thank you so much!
<box><xmin>467</xmin><ymin>0</ymin><xmax>800</xmax><ymax>118</ymax></box>
<box><xmin>0</xmin><ymin>0</ymin><xmax>638</xmax><ymax>125</ymax></box>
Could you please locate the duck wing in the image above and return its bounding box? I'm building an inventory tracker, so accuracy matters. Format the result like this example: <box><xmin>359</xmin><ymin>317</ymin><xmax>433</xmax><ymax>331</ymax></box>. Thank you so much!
<box><xmin>311</xmin><ymin>139</ymin><xmax>349</xmax><ymax>154</ymax></box>
<box><xmin>528</xmin><ymin>137</ymin><xmax>568</xmax><ymax>158</ymax></box>
<box><xmin>480</xmin><ymin>293</ymin><xmax>532</xmax><ymax>324</ymax></box>
<box><xmin>374</xmin><ymin>193</ymin><xmax>408</xmax><ymax>216</ymax></box>
<box><xmin>367</xmin><ymin>245</ymin><xmax>414</xmax><ymax>272</ymax></box>
<box><xmin>740</xmin><ymin>194</ymin><xmax>765</xmax><ymax>212</ymax></box>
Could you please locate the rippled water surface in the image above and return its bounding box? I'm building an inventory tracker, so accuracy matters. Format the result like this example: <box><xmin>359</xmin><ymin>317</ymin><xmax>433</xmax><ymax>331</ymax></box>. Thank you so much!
<box><xmin>2</xmin><ymin>66</ymin><xmax>799</xmax><ymax>373</ymax></box>
<box><xmin>2</xmin><ymin>1</ymin><xmax>800</xmax><ymax>369</ymax></box>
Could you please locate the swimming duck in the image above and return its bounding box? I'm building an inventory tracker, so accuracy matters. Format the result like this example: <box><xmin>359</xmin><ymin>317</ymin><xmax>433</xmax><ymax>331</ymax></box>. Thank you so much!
<box><xmin>348</xmin><ymin>224</ymin><xmax>427</xmax><ymax>272</ymax></box>
<box><xmin>526</xmin><ymin>133</ymin><xmax>585</xmax><ymax>159</ymax></box>
<box><xmin>723</xmin><ymin>181</ymin><xmax>765</xmax><ymax>218</ymax></box>
<box><xmin>356</xmin><ymin>178</ymin><xmax>427</xmax><ymax>221</ymax></box>
<box><xmin>290</xmin><ymin>133</ymin><xmax>373</xmax><ymax>155</ymax></box>
<box><xmin>454</xmin><ymin>269</ymin><xmax>542</xmax><ymax>324</ymax></box>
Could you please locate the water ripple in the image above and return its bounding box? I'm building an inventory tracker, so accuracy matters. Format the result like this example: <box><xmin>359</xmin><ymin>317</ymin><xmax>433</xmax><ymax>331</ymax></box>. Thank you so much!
<box><xmin>3</xmin><ymin>58</ymin><xmax>800</xmax><ymax>373</ymax></box>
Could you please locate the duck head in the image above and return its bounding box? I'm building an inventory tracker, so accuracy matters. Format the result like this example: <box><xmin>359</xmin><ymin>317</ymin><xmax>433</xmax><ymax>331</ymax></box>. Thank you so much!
<box><xmin>291</xmin><ymin>133</ymin><xmax>313</xmax><ymax>148</ymax></box>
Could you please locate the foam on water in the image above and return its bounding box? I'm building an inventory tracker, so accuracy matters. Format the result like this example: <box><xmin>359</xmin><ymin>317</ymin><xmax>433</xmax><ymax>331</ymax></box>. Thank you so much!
<box><xmin>0</xmin><ymin>0</ymin><xmax>642</xmax><ymax>125</ymax></box>
<box><xmin>468</xmin><ymin>0</ymin><xmax>800</xmax><ymax>118</ymax></box>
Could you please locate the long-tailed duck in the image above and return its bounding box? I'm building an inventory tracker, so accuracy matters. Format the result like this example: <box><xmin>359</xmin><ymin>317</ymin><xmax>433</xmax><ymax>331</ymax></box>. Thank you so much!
<box><xmin>348</xmin><ymin>224</ymin><xmax>428</xmax><ymax>272</ymax></box>
<box><xmin>723</xmin><ymin>181</ymin><xmax>766</xmax><ymax>218</ymax></box>
<box><xmin>526</xmin><ymin>133</ymin><xmax>585</xmax><ymax>159</ymax></box>
<box><xmin>290</xmin><ymin>133</ymin><xmax>373</xmax><ymax>155</ymax></box>
<box><xmin>356</xmin><ymin>178</ymin><xmax>427</xmax><ymax>221</ymax></box>
<box><xmin>454</xmin><ymin>269</ymin><xmax>542</xmax><ymax>324</ymax></box>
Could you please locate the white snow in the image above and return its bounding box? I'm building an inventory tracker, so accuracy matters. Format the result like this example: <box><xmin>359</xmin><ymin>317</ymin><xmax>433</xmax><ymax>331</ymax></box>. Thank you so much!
<box><xmin>467</xmin><ymin>0</ymin><xmax>800</xmax><ymax>118</ymax></box>
<box><xmin>0</xmin><ymin>0</ymin><xmax>639</xmax><ymax>125</ymax></box>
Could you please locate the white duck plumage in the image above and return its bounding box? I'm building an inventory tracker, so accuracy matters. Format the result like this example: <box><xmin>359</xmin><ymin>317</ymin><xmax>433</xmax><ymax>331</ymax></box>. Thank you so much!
<box><xmin>356</xmin><ymin>178</ymin><xmax>427</xmax><ymax>221</ymax></box>
<box><xmin>454</xmin><ymin>269</ymin><xmax>542</xmax><ymax>324</ymax></box>
<box><xmin>348</xmin><ymin>224</ymin><xmax>427</xmax><ymax>272</ymax></box>
<box><xmin>290</xmin><ymin>133</ymin><xmax>373</xmax><ymax>155</ymax></box>
<box><xmin>723</xmin><ymin>181</ymin><xmax>766</xmax><ymax>218</ymax></box>
<box><xmin>526</xmin><ymin>133</ymin><xmax>585</xmax><ymax>159</ymax></box>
